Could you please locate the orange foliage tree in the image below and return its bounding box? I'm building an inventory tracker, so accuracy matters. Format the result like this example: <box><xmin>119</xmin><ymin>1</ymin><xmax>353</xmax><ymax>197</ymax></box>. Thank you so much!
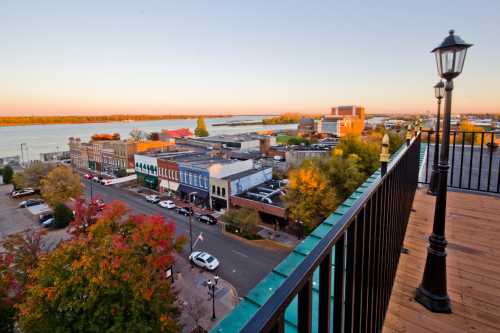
<box><xmin>17</xmin><ymin>201</ymin><xmax>186</xmax><ymax>333</ymax></box>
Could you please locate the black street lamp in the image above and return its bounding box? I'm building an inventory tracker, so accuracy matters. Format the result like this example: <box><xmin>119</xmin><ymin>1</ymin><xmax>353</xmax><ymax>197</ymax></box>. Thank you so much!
<box><xmin>416</xmin><ymin>30</ymin><xmax>472</xmax><ymax>313</ymax></box>
<box><xmin>428</xmin><ymin>80</ymin><xmax>445</xmax><ymax>195</ymax></box>
<box><xmin>188</xmin><ymin>191</ymin><xmax>197</xmax><ymax>254</ymax></box>
<box><xmin>207</xmin><ymin>275</ymin><xmax>219</xmax><ymax>320</ymax></box>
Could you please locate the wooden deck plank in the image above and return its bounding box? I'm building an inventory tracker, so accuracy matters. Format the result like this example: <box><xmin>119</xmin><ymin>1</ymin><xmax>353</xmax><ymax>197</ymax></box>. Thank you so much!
<box><xmin>383</xmin><ymin>188</ymin><xmax>500</xmax><ymax>333</ymax></box>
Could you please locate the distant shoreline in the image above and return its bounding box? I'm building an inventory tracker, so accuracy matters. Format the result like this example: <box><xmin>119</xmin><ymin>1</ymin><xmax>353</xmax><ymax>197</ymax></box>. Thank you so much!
<box><xmin>0</xmin><ymin>114</ymin><xmax>231</xmax><ymax>127</ymax></box>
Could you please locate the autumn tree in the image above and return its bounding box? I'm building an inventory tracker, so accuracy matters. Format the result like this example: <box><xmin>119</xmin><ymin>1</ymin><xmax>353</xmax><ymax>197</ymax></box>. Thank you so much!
<box><xmin>17</xmin><ymin>201</ymin><xmax>186</xmax><ymax>333</ymax></box>
<box><xmin>458</xmin><ymin>120</ymin><xmax>484</xmax><ymax>144</ymax></box>
<box><xmin>0</xmin><ymin>228</ymin><xmax>46</xmax><ymax>332</ymax></box>
<box><xmin>41</xmin><ymin>166</ymin><xmax>82</xmax><ymax>207</ymax></box>
<box><xmin>19</xmin><ymin>162</ymin><xmax>53</xmax><ymax>190</ymax></box>
<box><xmin>194</xmin><ymin>117</ymin><xmax>209</xmax><ymax>137</ymax></box>
<box><xmin>12</xmin><ymin>172</ymin><xmax>26</xmax><ymax>189</ymax></box>
<box><xmin>70</xmin><ymin>197</ymin><xmax>102</xmax><ymax>235</ymax></box>
<box><xmin>2</xmin><ymin>165</ymin><xmax>13</xmax><ymax>184</ymax></box>
<box><xmin>284</xmin><ymin>160</ymin><xmax>338</xmax><ymax>233</ymax></box>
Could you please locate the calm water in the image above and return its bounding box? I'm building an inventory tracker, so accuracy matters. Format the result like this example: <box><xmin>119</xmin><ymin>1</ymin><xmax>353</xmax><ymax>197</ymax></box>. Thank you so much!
<box><xmin>0</xmin><ymin>115</ymin><xmax>297</xmax><ymax>159</ymax></box>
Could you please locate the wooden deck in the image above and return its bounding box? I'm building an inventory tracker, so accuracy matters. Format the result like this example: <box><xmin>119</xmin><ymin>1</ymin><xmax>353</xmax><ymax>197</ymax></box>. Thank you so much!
<box><xmin>383</xmin><ymin>188</ymin><xmax>500</xmax><ymax>333</ymax></box>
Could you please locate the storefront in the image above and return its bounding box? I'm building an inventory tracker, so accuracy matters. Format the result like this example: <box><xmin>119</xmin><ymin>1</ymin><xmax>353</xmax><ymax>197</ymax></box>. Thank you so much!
<box><xmin>178</xmin><ymin>184</ymin><xmax>209</xmax><ymax>208</ymax></box>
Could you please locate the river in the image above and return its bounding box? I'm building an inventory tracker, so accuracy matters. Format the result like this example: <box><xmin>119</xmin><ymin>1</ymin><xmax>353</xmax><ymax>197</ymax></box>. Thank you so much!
<box><xmin>0</xmin><ymin>115</ymin><xmax>297</xmax><ymax>160</ymax></box>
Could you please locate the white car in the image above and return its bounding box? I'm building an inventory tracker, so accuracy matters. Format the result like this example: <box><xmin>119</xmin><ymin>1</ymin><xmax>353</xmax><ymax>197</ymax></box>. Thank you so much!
<box><xmin>11</xmin><ymin>188</ymin><xmax>35</xmax><ymax>198</ymax></box>
<box><xmin>158</xmin><ymin>200</ymin><xmax>176</xmax><ymax>209</ymax></box>
<box><xmin>189</xmin><ymin>251</ymin><xmax>220</xmax><ymax>271</ymax></box>
<box><xmin>145</xmin><ymin>195</ymin><xmax>160</xmax><ymax>203</ymax></box>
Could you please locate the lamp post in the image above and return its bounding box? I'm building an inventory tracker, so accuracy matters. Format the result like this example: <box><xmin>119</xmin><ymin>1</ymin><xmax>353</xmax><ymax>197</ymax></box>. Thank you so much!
<box><xmin>428</xmin><ymin>80</ymin><xmax>445</xmax><ymax>195</ymax></box>
<box><xmin>188</xmin><ymin>191</ymin><xmax>197</xmax><ymax>254</ymax></box>
<box><xmin>416</xmin><ymin>30</ymin><xmax>472</xmax><ymax>313</ymax></box>
<box><xmin>207</xmin><ymin>275</ymin><xmax>219</xmax><ymax>320</ymax></box>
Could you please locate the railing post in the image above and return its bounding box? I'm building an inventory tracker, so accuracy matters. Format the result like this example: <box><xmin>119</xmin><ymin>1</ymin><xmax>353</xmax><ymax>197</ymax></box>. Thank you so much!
<box><xmin>406</xmin><ymin>124</ymin><xmax>413</xmax><ymax>146</ymax></box>
<box><xmin>380</xmin><ymin>134</ymin><xmax>390</xmax><ymax>176</ymax></box>
<box><xmin>333</xmin><ymin>234</ymin><xmax>345</xmax><ymax>333</ymax></box>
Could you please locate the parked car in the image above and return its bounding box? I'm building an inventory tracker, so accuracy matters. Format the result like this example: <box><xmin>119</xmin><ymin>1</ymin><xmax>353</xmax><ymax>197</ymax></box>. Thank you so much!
<box><xmin>39</xmin><ymin>212</ymin><xmax>54</xmax><ymax>224</ymax></box>
<box><xmin>84</xmin><ymin>173</ymin><xmax>93</xmax><ymax>180</ymax></box>
<box><xmin>198</xmin><ymin>214</ymin><xmax>217</xmax><ymax>225</ymax></box>
<box><xmin>11</xmin><ymin>188</ymin><xmax>35</xmax><ymax>198</ymax></box>
<box><xmin>158</xmin><ymin>200</ymin><xmax>176</xmax><ymax>209</ymax></box>
<box><xmin>189</xmin><ymin>251</ymin><xmax>220</xmax><ymax>271</ymax></box>
<box><xmin>176</xmin><ymin>207</ymin><xmax>193</xmax><ymax>216</ymax></box>
<box><xmin>145</xmin><ymin>195</ymin><xmax>160</xmax><ymax>203</ymax></box>
<box><xmin>18</xmin><ymin>199</ymin><xmax>44</xmax><ymax>208</ymax></box>
<box><xmin>42</xmin><ymin>217</ymin><xmax>56</xmax><ymax>228</ymax></box>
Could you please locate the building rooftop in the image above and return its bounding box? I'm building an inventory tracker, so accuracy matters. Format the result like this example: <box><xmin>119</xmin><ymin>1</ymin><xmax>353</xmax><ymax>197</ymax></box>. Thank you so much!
<box><xmin>195</xmin><ymin>133</ymin><xmax>266</xmax><ymax>143</ymax></box>
<box><xmin>383</xmin><ymin>188</ymin><xmax>500</xmax><ymax>333</ymax></box>
<box><xmin>235</xmin><ymin>179</ymin><xmax>286</xmax><ymax>207</ymax></box>
<box><xmin>223</xmin><ymin>167</ymin><xmax>272</xmax><ymax>181</ymax></box>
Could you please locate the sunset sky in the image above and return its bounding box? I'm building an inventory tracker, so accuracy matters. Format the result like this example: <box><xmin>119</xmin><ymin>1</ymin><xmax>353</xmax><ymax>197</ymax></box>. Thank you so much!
<box><xmin>1</xmin><ymin>1</ymin><xmax>499</xmax><ymax>116</ymax></box>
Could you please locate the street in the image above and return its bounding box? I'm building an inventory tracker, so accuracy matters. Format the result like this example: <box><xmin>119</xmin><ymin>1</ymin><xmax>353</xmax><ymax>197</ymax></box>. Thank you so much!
<box><xmin>82</xmin><ymin>179</ymin><xmax>290</xmax><ymax>296</ymax></box>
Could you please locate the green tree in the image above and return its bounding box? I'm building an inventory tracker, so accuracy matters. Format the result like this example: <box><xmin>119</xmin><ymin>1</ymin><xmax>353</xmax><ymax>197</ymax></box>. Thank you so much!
<box><xmin>284</xmin><ymin>160</ymin><xmax>339</xmax><ymax>233</ymax></box>
<box><xmin>54</xmin><ymin>203</ymin><xmax>74</xmax><ymax>228</ymax></box>
<box><xmin>2</xmin><ymin>165</ymin><xmax>13</xmax><ymax>184</ymax></box>
<box><xmin>41</xmin><ymin>166</ymin><xmax>82</xmax><ymax>208</ymax></box>
<box><xmin>223</xmin><ymin>208</ymin><xmax>261</xmax><ymax>238</ymax></box>
<box><xmin>194</xmin><ymin>117</ymin><xmax>209</xmax><ymax>137</ymax></box>
<box><xmin>335</xmin><ymin>134</ymin><xmax>380</xmax><ymax>176</ymax></box>
<box><xmin>324</xmin><ymin>153</ymin><xmax>366</xmax><ymax>201</ymax></box>
<box><xmin>17</xmin><ymin>202</ymin><xmax>186</xmax><ymax>333</ymax></box>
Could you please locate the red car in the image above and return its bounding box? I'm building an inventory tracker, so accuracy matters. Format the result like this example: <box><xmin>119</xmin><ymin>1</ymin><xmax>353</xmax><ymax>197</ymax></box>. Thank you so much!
<box><xmin>84</xmin><ymin>173</ymin><xmax>93</xmax><ymax>180</ymax></box>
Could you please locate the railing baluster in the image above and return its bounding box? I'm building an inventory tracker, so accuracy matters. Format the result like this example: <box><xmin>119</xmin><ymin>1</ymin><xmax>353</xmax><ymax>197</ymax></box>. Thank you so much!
<box><xmin>487</xmin><ymin>133</ymin><xmax>494</xmax><ymax>192</ymax></box>
<box><xmin>469</xmin><ymin>132</ymin><xmax>475</xmax><ymax>189</ymax></box>
<box><xmin>451</xmin><ymin>131</ymin><xmax>456</xmax><ymax>187</ymax></box>
<box><xmin>268</xmin><ymin>314</ymin><xmax>284</xmax><ymax>333</ymax></box>
<box><xmin>333</xmin><ymin>234</ymin><xmax>346</xmax><ymax>333</ymax></box>
<box><xmin>477</xmin><ymin>132</ymin><xmax>485</xmax><ymax>191</ymax></box>
<box><xmin>459</xmin><ymin>131</ymin><xmax>465</xmax><ymax>188</ymax></box>
<box><xmin>353</xmin><ymin>211</ymin><xmax>365</xmax><ymax>333</ymax></box>
<box><xmin>318</xmin><ymin>251</ymin><xmax>332</xmax><ymax>333</ymax></box>
<box><xmin>425</xmin><ymin>131</ymin><xmax>431</xmax><ymax>182</ymax></box>
<box><xmin>497</xmin><ymin>157</ymin><xmax>500</xmax><ymax>193</ymax></box>
<box><xmin>344</xmin><ymin>222</ymin><xmax>358</xmax><ymax>333</ymax></box>
<box><xmin>298</xmin><ymin>278</ymin><xmax>312</xmax><ymax>333</ymax></box>
<box><xmin>361</xmin><ymin>198</ymin><xmax>373</xmax><ymax>333</ymax></box>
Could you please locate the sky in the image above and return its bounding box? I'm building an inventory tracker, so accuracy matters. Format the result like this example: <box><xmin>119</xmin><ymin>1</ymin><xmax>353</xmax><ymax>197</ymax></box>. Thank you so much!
<box><xmin>1</xmin><ymin>1</ymin><xmax>499</xmax><ymax>116</ymax></box>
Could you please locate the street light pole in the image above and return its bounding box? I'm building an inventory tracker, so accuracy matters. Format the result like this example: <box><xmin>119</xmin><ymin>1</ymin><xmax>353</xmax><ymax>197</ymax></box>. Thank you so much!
<box><xmin>416</xmin><ymin>30</ymin><xmax>472</xmax><ymax>313</ymax></box>
<box><xmin>188</xmin><ymin>191</ymin><xmax>197</xmax><ymax>254</ymax></box>
<box><xmin>207</xmin><ymin>275</ymin><xmax>219</xmax><ymax>321</ymax></box>
<box><xmin>428</xmin><ymin>80</ymin><xmax>445</xmax><ymax>195</ymax></box>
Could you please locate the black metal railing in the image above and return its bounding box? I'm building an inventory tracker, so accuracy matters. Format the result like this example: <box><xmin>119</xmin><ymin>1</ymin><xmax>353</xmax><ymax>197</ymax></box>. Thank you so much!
<box><xmin>420</xmin><ymin>129</ymin><xmax>499</xmax><ymax>193</ymax></box>
<box><xmin>238</xmin><ymin>134</ymin><xmax>421</xmax><ymax>333</ymax></box>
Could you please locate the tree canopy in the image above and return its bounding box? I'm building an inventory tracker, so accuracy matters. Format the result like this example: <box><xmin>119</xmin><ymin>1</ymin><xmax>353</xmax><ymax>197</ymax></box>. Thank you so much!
<box><xmin>194</xmin><ymin>117</ymin><xmax>209</xmax><ymax>137</ymax></box>
<box><xmin>2</xmin><ymin>165</ymin><xmax>13</xmax><ymax>184</ymax></box>
<box><xmin>41</xmin><ymin>166</ymin><xmax>82</xmax><ymax>207</ymax></box>
<box><xmin>17</xmin><ymin>202</ymin><xmax>186</xmax><ymax>333</ymax></box>
<box><xmin>18</xmin><ymin>163</ymin><xmax>53</xmax><ymax>190</ymax></box>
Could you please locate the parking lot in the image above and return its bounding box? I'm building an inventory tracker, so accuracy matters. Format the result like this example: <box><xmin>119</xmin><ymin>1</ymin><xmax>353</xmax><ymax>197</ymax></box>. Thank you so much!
<box><xmin>0</xmin><ymin>184</ymin><xmax>70</xmax><ymax>250</ymax></box>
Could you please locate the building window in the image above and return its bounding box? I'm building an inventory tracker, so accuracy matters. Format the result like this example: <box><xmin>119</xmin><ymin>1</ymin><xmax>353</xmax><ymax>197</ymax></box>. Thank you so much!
<box><xmin>222</xmin><ymin>188</ymin><xmax>226</xmax><ymax>197</ymax></box>
<box><xmin>217</xmin><ymin>187</ymin><xmax>220</xmax><ymax>196</ymax></box>
<box><xmin>212</xmin><ymin>185</ymin><xmax>216</xmax><ymax>193</ymax></box>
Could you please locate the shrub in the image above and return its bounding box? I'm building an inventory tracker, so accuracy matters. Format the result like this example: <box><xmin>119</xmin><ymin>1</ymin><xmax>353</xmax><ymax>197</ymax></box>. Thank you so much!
<box><xmin>2</xmin><ymin>165</ymin><xmax>13</xmax><ymax>184</ymax></box>
<box><xmin>53</xmin><ymin>203</ymin><xmax>74</xmax><ymax>228</ymax></box>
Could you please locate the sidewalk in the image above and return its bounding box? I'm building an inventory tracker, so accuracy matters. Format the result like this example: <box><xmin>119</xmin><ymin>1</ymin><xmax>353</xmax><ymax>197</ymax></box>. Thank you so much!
<box><xmin>257</xmin><ymin>224</ymin><xmax>300</xmax><ymax>248</ymax></box>
<box><xmin>173</xmin><ymin>254</ymin><xmax>239</xmax><ymax>333</ymax></box>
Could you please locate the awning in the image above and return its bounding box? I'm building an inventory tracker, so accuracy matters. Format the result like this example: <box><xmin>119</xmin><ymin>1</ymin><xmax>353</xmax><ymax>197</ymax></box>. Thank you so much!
<box><xmin>178</xmin><ymin>184</ymin><xmax>209</xmax><ymax>198</ymax></box>
<box><xmin>160</xmin><ymin>179</ymin><xmax>179</xmax><ymax>191</ymax></box>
